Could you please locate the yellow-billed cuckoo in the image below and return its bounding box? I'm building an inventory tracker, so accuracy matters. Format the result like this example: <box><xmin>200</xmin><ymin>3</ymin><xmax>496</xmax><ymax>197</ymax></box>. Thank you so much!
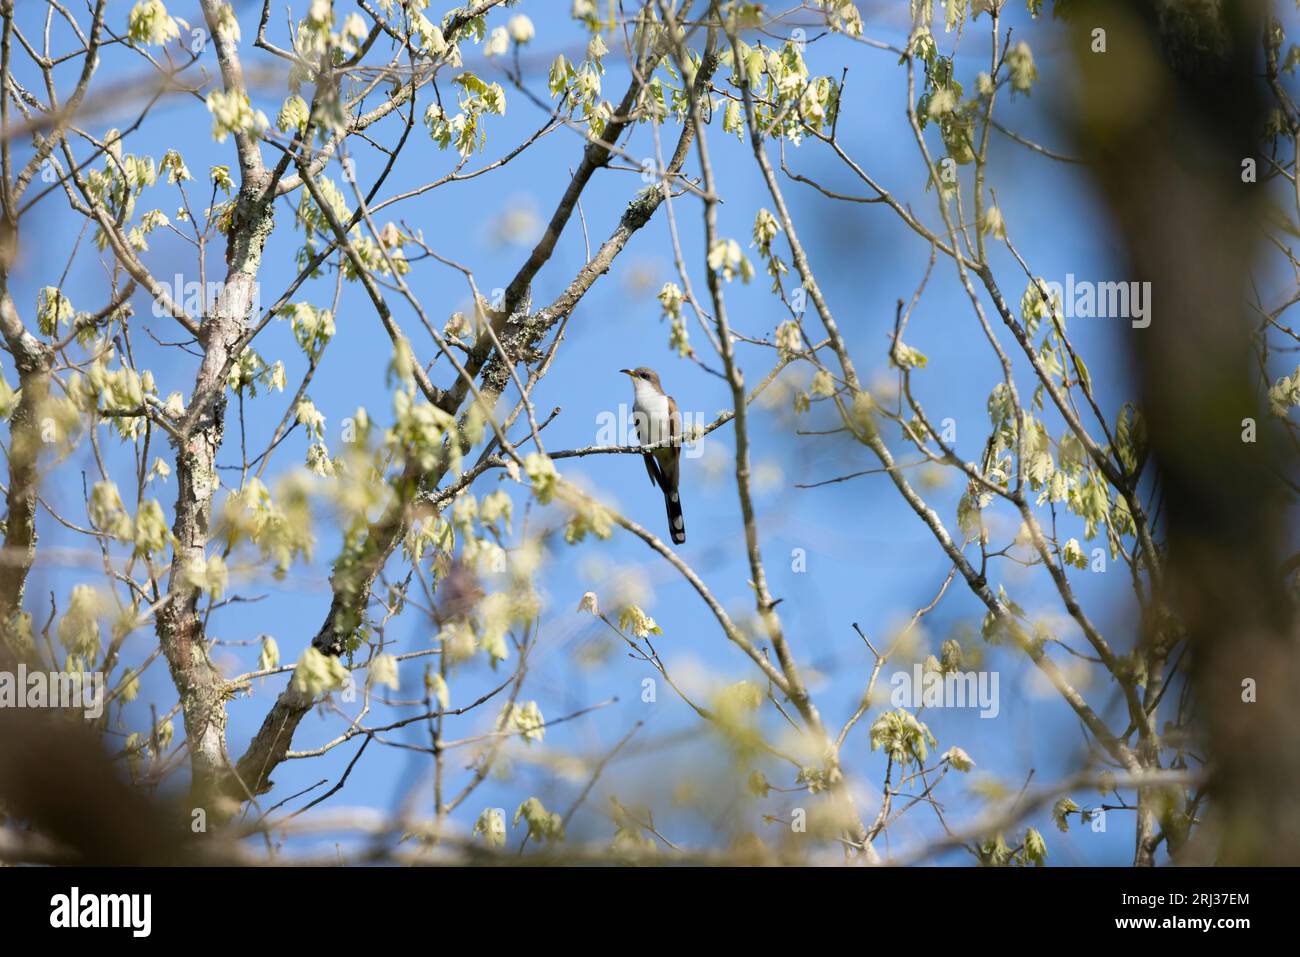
<box><xmin>620</xmin><ymin>367</ymin><xmax>685</xmax><ymax>544</ymax></box>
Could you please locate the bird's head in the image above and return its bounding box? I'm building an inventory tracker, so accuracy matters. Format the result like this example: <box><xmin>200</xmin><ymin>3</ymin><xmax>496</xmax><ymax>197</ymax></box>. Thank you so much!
<box><xmin>619</xmin><ymin>367</ymin><xmax>662</xmax><ymax>389</ymax></box>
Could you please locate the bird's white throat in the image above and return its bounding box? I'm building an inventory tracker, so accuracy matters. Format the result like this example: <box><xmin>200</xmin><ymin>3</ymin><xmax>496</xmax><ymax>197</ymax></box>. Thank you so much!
<box><xmin>630</xmin><ymin>380</ymin><xmax>671</xmax><ymax>446</ymax></box>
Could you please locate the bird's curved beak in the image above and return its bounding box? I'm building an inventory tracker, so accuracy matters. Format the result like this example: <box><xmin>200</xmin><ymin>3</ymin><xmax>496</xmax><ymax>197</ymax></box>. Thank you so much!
<box><xmin>618</xmin><ymin>369</ymin><xmax>634</xmax><ymax>376</ymax></box>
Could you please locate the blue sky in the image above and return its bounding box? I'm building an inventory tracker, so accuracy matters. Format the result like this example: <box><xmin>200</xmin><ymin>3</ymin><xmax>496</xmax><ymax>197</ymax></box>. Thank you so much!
<box><xmin>5</xmin><ymin>1</ymin><xmax>1272</xmax><ymax>864</ymax></box>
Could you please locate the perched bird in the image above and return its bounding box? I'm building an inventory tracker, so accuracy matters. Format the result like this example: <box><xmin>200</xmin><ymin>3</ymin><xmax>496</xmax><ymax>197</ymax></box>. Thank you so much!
<box><xmin>620</xmin><ymin>367</ymin><xmax>686</xmax><ymax>544</ymax></box>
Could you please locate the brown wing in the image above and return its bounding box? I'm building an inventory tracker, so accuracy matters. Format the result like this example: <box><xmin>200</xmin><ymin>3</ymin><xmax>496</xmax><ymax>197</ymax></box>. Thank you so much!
<box><xmin>661</xmin><ymin>396</ymin><xmax>686</xmax><ymax>544</ymax></box>
<box><xmin>632</xmin><ymin>404</ymin><xmax>660</xmax><ymax>487</ymax></box>
<box><xmin>660</xmin><ymin>395</ymin><xmax>682</xmax><ymax>491</ymax></box>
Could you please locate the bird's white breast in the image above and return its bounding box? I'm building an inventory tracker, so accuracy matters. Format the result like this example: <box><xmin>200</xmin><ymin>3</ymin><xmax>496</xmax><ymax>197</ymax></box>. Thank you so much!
<box><xmin>631</xmin><ymin>381</ymin><xmax>671</xmax><ymax>446</ymax></box>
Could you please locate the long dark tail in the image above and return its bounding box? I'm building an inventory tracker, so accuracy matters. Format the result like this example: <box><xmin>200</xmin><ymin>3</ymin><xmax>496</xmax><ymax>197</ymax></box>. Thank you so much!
<box><xmin>663</xmin><ymin>488</ymin><xmax>686</xmax><ymax>544</ymax></box>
